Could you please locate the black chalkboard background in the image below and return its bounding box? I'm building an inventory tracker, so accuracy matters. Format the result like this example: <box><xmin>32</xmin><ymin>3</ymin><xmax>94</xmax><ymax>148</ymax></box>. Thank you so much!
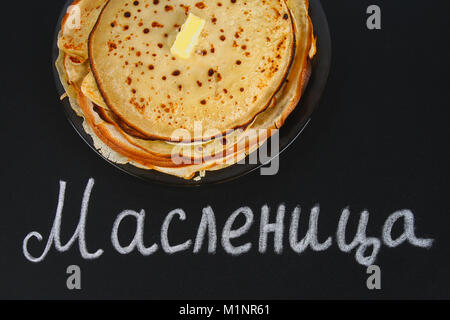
<box><xmin>1</xmin><ymin>0</ymin><xmax>449</xmax><ymax>300</ymax></box>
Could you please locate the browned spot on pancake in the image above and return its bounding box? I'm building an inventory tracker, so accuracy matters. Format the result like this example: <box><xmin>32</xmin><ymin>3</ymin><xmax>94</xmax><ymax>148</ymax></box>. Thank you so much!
<box><xmin>143</xmin><ymin>28</ymin><xmax>149</xmax><ymax>33</ymax></box>
<box><xmin>130</xmin><ymin>97</ymin><xmax>146</xmax><ymax>114</ymax></box>
<box><xmin>208</xmin><ymin>69</ymin><xmax>215</xmax><ymax>76</ymax></box>
<box><xmin>195</xmin><ymin>2</ymin><xmax>206</xmax><ymax>9</ymax></box>
<box><xmin>153</xmin><ymin>0</ymin><xmax>159</xmax><ymax>4</ymax></box>
<box><xmin>197</xmin><ymin>81</ymin><xmax>203</xmax><ymax>87</ymax></box>
<box><xmin>107</xmin><ymin>41</ymin><xmax>117</xmax><ymax>52</ymax></box>
<box><xmin>220</xmin><ymin>35</ymin><xmax>226</xmax><ymax>41</ymax></box>
<box><xmin>180</xmin><ymin>4</ymin><xmax>190</xmax><ymax>15</ymax></box>
<box><xmin>133</xmin><ymin>1</ymin><xmax>139</xmax><ymax>5</ymax></box>
<box><xmin>152</xmin><ymin>21</ymin><xmax>164</xmax><ymax>28</ymax></box>
<box><xmin>124</xmin><ymin>12</ymin><xmax>131</xmax><ymax>18</ymax></box>
<box><xmin>126</xmin><ymin>77</ymin><xmax>132</xmax><ymax>85</ymax></box>
<box><xmin>277</xmin><ymin>36</ymin><xmax>287</xmax><ymax>51</ymax></box>
<box><xmin>148</xmin><ymin>64</ymin><xmax>154</xmax><ymax>70</ymax></box>
<box><xmin>165</xmin><ymin>5</ymin><xmax>173</xmax><ymax>11</ymax></box>
<box><xmin>200</xmin><ymin>100</ymin><xmax>207</xmax><ymax>105</ymax></box>
<box><xmin>172</xmin><ymin>70</ymin><xmax>181</xmax><ymax>76</ymax></box>
<box><xmin>272</xmin><ymin>8</ymin><xmax>281</xmax><ymax>19</ymax></box>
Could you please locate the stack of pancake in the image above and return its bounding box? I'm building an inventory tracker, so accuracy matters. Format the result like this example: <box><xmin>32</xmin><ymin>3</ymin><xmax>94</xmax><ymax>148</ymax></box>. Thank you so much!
<box><xmin>56</xmin><ymin>0</ymin><xmax>315</xmax><ymax>180</ymax></box>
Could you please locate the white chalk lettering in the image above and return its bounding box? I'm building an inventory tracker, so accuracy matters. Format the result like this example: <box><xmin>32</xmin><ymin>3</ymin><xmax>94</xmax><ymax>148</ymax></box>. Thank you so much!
<box><xmin>337</xmin><ymin>208</ymin><xmax>381</xmax><ymax>266</ymax></box>
<box><xmin>290</xmin><ymin>205</ymin><xmax>332</xmax><ymax>253</ymax></box>
<box><xmin>22</xmin><ymin>179</ymin><xmax>436</xmax><ymax>267</ymax></box>
<box><xmin>259</xmin><ymin>204</ymin><xmax>285</xmax><ymax>254</ymax></box>
<box><xmin>222</xmin><ymin>207</ymin><xmax>254</xmax><ymax>256</ymax></box>
<box><xmin>161</xmin><ymin>209</ymin><xmax>192</xmax><ymax>254</ymax></box>
<box><xmin>382</xmin><ymin>210</ymin><xmax>434</xmax><ymax>248</ymax></box>
<box><xmin>23</xmin><ymin>179</ymin><xmax>103</xmax><ymax>263</ymax></box>
<box><xmin>111</xmin><ymin>209</ymin><xmax>158</xmax><ymax>256</ymax></box>
<box><xmin>193</xmin><ymin>206</ymin><xmax>217</xmax><ymax>254</ymax></box>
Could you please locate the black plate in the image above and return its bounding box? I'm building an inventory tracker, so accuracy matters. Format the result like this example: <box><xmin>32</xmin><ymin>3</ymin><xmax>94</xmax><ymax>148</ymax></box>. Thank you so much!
<box><xmin>53</xmin><ymin>0</ymin><xmax>331</xmax><ymax>186</ymax></box>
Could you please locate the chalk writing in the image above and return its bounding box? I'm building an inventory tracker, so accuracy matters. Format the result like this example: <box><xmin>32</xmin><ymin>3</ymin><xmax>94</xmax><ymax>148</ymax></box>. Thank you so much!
<box><xmin>23</xmin><ymin>179</ymin><xmax>434</xmax><ymax>266</ymax></box>
<box><xmin>23</xmin><ymin>179</ymin><xmax>103</xmax><ymax>263</ymax></box>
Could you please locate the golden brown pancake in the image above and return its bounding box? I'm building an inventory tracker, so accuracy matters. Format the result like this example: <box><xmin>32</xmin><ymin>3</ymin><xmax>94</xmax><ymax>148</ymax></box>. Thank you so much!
<box><xmin>56</xmin><ymin>0</ymin><xmax>315</xmax><ymax>180</ymax></box>
<box><xmin>89</xmin><ymin>0</ymin><xmax>295</xmax><ymax>141</ymax></box>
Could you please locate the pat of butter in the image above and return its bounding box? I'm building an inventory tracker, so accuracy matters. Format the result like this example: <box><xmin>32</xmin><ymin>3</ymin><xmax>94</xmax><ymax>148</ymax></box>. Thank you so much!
<box><xmin>171</xmin><ymin>13</ymin><xmax>205</xmax><ymax>59</ymax></box>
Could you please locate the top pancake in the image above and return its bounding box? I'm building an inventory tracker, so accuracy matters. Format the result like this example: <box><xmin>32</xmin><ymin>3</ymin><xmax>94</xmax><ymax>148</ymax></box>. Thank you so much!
<box><xmin>89</xmin><ymin>0</ymin><xmax>295</xmax><ymax>141</ymax></box>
